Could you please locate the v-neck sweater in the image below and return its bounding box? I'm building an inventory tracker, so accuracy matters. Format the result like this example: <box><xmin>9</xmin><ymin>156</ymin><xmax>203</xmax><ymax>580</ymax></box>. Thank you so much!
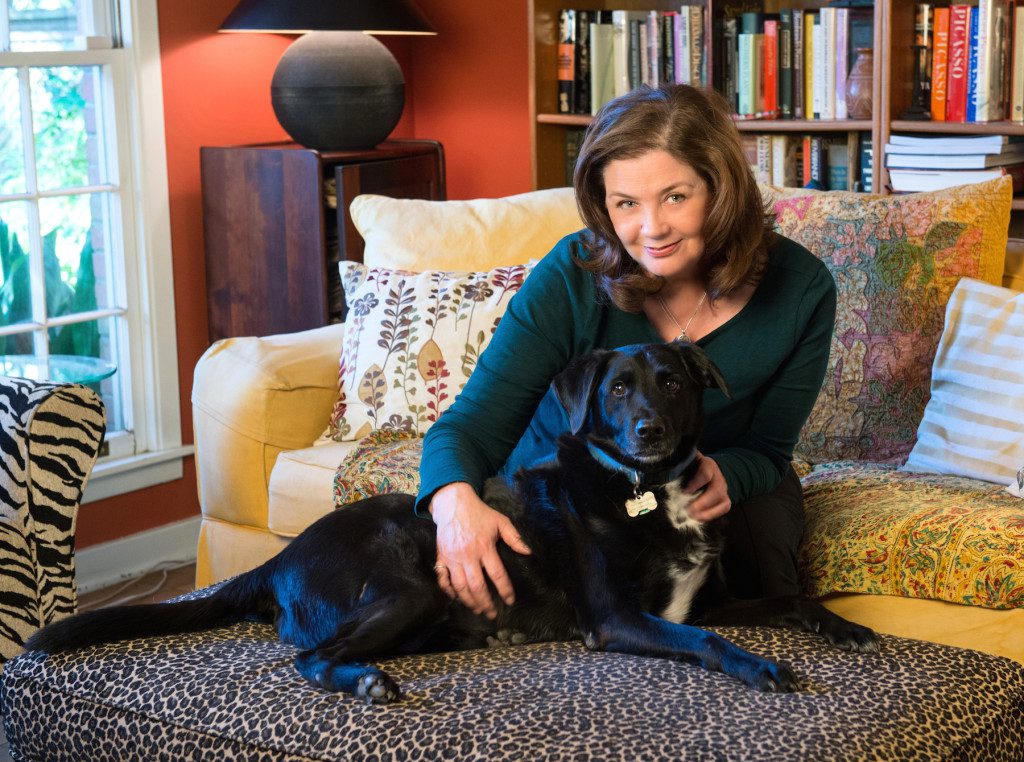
<box><xmin>417</xmin><ymin>230</ymin><xmax>836</xmax><ymax>511</ymax></box>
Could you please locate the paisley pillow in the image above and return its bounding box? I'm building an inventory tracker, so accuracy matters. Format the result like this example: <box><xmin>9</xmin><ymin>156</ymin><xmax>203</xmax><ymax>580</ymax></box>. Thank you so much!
<box><xmin>762</xmin><ymin>177</ymin><xmax>1011</xmax><ymax>464</ymax></box>
<box><xmin>333</xmin><ymin>429</ymin><xmax>422</xmax><ymax>508</ymax></box>
<box><xmin>799</xmin><ymin>462</ymin><xmax>1024</xmax><ymax>609</ymax></box>
<box><xmin>325</xmin><ymin>261</ymin><xmax>535</xmax><ymax>441</ymax></box>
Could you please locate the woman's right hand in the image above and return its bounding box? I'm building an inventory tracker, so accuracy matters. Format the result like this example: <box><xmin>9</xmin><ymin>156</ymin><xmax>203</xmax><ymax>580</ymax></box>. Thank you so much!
<box><xmin>428</xmin><ymin>481</ymin><xmax>531</xmax><ymax>619</ymax></box>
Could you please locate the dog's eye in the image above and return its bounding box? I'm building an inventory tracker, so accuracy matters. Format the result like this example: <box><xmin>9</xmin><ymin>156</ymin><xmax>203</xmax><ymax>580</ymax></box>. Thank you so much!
<box><xmin>611</xmin><ymin>381</ymin><xmax>626</xmax><ymax>396</ymax></box>
<box><xmin>663</xmin><ymin>379</ymin><xmax>680</xmax><ymax>393</ymax></box>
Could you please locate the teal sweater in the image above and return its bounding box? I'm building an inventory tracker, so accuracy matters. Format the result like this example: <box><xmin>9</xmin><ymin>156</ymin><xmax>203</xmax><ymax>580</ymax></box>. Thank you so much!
<box><xmin>417</xmin><ymin>230</ymin><xmax>836</xmax><ymax>510</ymax></box>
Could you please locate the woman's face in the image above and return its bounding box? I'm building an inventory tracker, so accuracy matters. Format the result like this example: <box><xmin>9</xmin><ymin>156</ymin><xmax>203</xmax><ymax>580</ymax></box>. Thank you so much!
<box><xmin>603</xmin><ymin>149</ymin><xmax>708</xmax><ymax>284</ymax></box>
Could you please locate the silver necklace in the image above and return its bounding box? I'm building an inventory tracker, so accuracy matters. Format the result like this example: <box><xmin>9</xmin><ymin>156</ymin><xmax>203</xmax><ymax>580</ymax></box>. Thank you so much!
<box><xmin>657</xmin><ymin>291</ymin><xmax>707</xmax><ymax>343</ymax></box>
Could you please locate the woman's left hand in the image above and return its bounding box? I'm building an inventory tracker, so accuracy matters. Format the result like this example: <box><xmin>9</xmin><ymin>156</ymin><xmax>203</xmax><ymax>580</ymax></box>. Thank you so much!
<box><xmin>684</xmin><ymin>453</ymin><xmax>731</xmax><ymax>521</ymax></box>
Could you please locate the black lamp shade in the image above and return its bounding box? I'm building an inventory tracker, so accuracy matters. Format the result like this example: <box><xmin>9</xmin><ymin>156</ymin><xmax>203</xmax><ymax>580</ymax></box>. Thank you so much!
<box><xmin>220</xmin><ymin>0</ymin><xmax>434</xmax><ymax>35</ymax></box>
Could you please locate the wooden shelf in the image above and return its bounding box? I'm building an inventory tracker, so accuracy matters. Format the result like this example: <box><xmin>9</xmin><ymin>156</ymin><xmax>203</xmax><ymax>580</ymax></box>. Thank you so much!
<box><xmin>889</xmin><ymin>120</ymin><xmax>1024</xmax><ymax>135</ymax></box>
<box><xmin>537</xmin><ymin>115</ymin><xmax>873</xmax><ymax>133</ymax></box>
<box><xmin>536</xmin><ymin>113</ymin><xmax>594</xmax><ymax>127</ymax></box>
<box><xmin>735</xmin><ymin>119</ymin><xmax>873</xmax><ymax>132</ymax></box>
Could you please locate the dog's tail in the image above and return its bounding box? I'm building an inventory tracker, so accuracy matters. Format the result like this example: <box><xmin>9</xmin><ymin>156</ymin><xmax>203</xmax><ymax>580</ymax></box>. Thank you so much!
<box><xmin>25</xmin><ymin>566</ymin><xmax>271</xmax><ymax>654</ymax></box>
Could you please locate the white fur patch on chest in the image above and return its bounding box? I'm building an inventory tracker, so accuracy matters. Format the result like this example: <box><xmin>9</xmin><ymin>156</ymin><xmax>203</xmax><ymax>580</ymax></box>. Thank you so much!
<box><xmin>662</xmin><ymin>481</ymin><xmax>703</xmax><ymax>532</ymax></box>
<box><xmin>659</xmin><ymin>561</ymin><xmax>710</xmax><ymax>624</ymax></box>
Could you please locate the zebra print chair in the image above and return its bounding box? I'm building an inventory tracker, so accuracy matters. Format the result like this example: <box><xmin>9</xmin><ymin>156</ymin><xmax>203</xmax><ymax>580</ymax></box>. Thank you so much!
<box><xmin>0</xmin><ymin>376</ymin><xmax>105</xmax><ymax>661</ymax></box>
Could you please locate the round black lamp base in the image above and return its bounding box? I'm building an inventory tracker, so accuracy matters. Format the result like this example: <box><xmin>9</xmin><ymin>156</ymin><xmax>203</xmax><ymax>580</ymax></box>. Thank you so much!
<box><xmin>271</xmin><ymin>31</ymin><xmax>405</xmax><ymax>152</ymax></box>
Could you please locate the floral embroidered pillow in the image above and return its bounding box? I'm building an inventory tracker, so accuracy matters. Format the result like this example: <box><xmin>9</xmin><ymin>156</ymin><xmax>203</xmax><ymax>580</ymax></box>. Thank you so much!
<box><xmin>761</xmin><ymin>177</ymin><xmax>1011</xmax><ymax>464</ymax></box>
<box><xmin>325</xmin><ymin>261</ymin><xmax>536</xmax><ymax>441</ymax></box>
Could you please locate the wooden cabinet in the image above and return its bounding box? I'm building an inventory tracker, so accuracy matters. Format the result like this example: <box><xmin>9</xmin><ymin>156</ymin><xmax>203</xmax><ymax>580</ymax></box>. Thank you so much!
<box><xmin>201</xmin><ymin>140</ymin><xmax>445</xmax><ymax>342</ymax></box>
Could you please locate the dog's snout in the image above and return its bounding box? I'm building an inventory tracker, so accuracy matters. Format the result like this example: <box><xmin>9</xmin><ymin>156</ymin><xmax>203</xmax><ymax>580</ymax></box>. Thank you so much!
<box><xmin>635</xmin><ymin>418</ymin><xmax>665</xmax><ymax>442</ymax></box>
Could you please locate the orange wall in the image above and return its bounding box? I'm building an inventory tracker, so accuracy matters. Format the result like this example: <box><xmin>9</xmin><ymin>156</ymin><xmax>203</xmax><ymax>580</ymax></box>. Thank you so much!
<box><xmin>75</xmin><ymin>0</ymin><xmax>532</xmax><ymax>547</ymax></box>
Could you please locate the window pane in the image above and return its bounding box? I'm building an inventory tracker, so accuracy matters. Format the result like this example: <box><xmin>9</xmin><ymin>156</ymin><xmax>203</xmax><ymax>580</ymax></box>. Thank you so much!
<box><xmin>47</xmin><ymin>315</ymin><xmax>123</xmax><ymax>429</ymax></box>
<box><xmin>0</xmin><ymin>200</ymin><xmax>33</xmax><ymax>328</ymax></box>
<box><xmin>0</xmin><ymin>67</ymin><xmax>26</xmax><ymax>195</ymax></box>
<box><xmin>0</xmin><ymin>329</ymin><xmax>33</xmax><ymax>355</ymax></box>
<box><xmin>9</xmin><ymin>0</ymin><xmax>86</xmax><ymax>52</ymax></box>
<box><xmin>31</xmin><ymin>65</ymin><xmax>108</xmax><ymax>190</ymax></box>
<box><xmin>39</xmin><ymin>192</ymin><xmax>113</xmax><ymax>314</ymax></box>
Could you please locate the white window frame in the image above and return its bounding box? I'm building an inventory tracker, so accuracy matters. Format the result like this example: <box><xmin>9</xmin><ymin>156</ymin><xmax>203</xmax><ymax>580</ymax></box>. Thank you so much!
<box><xmin>0</xmin><ymin>0</ymin><xmax>191</xmax><ymax>502</ymax></box>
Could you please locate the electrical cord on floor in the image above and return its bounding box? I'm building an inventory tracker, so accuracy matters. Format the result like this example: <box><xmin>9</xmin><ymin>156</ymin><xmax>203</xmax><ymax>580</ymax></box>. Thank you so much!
<box><xmin>81</xmin><ymin>559</ymin><xmax>195</xmax><ymax>609</ymax></box>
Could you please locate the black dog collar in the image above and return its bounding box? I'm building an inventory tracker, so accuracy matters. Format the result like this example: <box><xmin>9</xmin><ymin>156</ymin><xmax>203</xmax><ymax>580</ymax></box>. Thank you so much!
<box><xmin>585</xmin><ymin>442</ymin><xmax>698</xmax><ymax>492</ymax></box>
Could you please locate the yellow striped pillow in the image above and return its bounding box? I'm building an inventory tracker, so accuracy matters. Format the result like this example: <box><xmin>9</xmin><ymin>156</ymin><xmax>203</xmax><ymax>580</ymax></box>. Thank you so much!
<box><xmin>903</xmin><ymin>278</ymin><xmax>1024</xmax><ymax>484</ymax></box>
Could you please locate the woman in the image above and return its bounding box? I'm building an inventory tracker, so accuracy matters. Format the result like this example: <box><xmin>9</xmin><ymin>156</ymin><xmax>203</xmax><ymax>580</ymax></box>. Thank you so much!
<box><xmin>417</xmin><ymin>84</ymin><xmax>836</xmax><ymax>620</ymax></box>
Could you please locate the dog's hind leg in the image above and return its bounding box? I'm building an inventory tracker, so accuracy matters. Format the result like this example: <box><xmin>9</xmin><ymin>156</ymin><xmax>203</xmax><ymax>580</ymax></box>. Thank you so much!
<box><xmin>700</xmin><ymin>596</ymin><xmax>879</xmax><ymax>653</ymax></box>
<box><xmin>293</xmin><ymin>589</ymin><xmax>445</xmax><ymax>703</ymax></box>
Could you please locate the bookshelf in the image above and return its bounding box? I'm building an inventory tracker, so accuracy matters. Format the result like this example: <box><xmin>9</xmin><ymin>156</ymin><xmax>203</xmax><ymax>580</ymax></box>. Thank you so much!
<box><xmin>528</xmin><ymin>0</ymin><xmax>884</xmax><ymax>191</ymax></box>
<box><xmin>883</xmin><ymin>0</ymin><xmax>1024</xmax><ymax>212</ymax></box>
<box><xmin>528</xmin><ymin>0</ymin><xmax>1024</xmax><ymax>214</ymax></box>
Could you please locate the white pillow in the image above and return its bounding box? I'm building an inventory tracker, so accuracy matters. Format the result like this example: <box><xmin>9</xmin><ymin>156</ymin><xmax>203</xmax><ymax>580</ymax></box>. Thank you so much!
<box><xmin>903</xmin><ymin>277</ymin><xmax>1024</xmax><ymax>484</ymax></box>
<box><xmin>350</xmin><ymin>188</ymin><xmax>583</xmax><ymax>271</ymax></box>
<box><xmin>325</xmin><ymin>260</ymin><xmax>536</xmax><ymax>441</ymax></box>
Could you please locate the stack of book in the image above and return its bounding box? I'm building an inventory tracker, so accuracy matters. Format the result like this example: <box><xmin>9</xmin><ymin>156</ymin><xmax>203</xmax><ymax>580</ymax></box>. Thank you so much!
<box><xmin>885</xmin><ymin>134</ymin><xmax>1024</xmax><ymax>191</ymax></box>
<box><xmin>557</xmin><ymin>7</ymin><xmax>707</xmax><ymax>117</ymax></box>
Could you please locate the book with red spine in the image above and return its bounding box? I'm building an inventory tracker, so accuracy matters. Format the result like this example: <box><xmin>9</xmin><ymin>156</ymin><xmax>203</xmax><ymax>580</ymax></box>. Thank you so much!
<box><xmin>764</xmin><ymin>18</ymin><xmax>779</xmax><ymax>117</ymax></box>
<box><xmin>946</xmin><ymin>5</ymin><xmax>971</xmax><ymax>122</ymax></box>
<box><xmin>557</xmin><ymin>9</ymin><xmax>576</xmax><ymax>114</ymax></box>
<box><xmin>802</xmin><ymin>134</ymin><xmax>813</xmax><ymax>186</ymax></box>
<box><xmin>931</xmin><ymin>7</ymin><xmax>951</xmax><ymax>120</ymax></box>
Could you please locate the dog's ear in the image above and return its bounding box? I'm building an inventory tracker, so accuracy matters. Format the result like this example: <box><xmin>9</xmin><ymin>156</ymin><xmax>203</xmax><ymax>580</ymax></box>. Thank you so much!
<box><xmin>674</xmin><ymin>340</ymin><xmax>732</xmax><ymax>399</ymax></box>
<box><xmin>552</xmin><ymin>350</ymin><xmax>612</xmax><ymax>434</ymax></box>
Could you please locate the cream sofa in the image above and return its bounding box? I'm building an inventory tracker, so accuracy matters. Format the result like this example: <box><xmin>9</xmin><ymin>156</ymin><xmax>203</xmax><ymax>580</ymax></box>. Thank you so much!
<box><xmin>192</xmin><ymin>185</ymin><xmax>1024</xmax><ymax>664</ymax></box>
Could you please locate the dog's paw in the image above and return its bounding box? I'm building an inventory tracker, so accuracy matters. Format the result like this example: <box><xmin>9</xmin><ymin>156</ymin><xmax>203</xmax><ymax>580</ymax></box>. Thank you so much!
<box><xmin>746</xmin><ymin>659</ymin><xmax>799</xmax><ymax>693</ymax></box>
<box><xmin>822</xmin><ymin>620</ymin><xmax>880</xmax><ymax>654</ymax></box>
<box><xmin>355</xmin><ymin>670</ymin><xmax>402</xmax><ymax>705</ymax></box>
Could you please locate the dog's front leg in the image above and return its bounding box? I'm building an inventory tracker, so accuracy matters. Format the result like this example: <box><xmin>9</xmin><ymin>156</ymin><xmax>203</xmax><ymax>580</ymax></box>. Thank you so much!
<box><xmin>586</xmin><ymin>610</ymin><xmax>799</xmax><ymax>692</ymax></box>
<box><xmin>564</xmin><ymin>545</ymin><xmax>798</xmax><ymax>692</ymax></box>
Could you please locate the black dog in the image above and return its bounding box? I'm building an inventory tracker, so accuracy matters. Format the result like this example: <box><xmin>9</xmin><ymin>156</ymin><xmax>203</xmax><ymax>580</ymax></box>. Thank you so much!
<box><xmin>28</xmin><ymin>341</ymin><xmax>876</xmax><ymax>703</ymax></box>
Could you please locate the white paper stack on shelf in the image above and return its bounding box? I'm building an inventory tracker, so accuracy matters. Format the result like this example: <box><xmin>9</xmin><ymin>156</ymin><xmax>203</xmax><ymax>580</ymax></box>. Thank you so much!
<box><xmin>885</xmin><ymin>134</ymin><xmax>1024</xmax><ymax>192</ymax></box>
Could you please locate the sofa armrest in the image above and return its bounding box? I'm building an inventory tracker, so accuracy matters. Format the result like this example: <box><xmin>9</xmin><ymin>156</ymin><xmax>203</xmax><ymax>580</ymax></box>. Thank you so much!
<box><xmin>191</xmin><ymin>323</ymin><xmax>344</xmax><ymax>532</ymax></box>
<box><xmin>0</xmin><ymin>377</ymin><xmax>105</xmax><ymax>660</ymax></box>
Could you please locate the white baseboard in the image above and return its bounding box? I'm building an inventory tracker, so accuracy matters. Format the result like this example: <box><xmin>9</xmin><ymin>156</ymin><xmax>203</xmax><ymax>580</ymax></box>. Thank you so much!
<box><xmin>76</xmin><ymin>515</ymin><xmax>201</xmax><ymax>595</ymax></box>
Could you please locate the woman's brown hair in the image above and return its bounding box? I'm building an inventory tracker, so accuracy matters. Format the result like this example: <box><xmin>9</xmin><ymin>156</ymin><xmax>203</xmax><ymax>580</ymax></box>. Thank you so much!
<box><xmin>573</xmin><ymin>84</ymin><xmax>775</xmax><ymax>312</ymax></box>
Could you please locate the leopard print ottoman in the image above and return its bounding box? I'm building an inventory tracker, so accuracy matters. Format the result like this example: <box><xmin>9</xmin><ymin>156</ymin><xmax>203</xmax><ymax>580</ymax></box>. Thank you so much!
<box><xmin>3</xmin><ymin>612</ymin><xmax>1023</xmax><ymax>761</ymax></box>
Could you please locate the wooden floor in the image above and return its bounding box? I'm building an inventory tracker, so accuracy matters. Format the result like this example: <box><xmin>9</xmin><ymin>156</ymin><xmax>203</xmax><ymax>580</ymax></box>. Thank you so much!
<box><xmin>78</xmin><ymin>563</ymin><xmax>197</xmax><ymax>612</ymax></box>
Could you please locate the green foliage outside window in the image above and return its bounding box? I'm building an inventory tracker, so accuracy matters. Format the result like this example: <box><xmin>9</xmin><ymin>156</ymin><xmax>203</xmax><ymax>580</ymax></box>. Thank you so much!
<box><xmin>0</xmin><ymin>217</ymin><xmax>99</xmax><ymax>357</ymax></box>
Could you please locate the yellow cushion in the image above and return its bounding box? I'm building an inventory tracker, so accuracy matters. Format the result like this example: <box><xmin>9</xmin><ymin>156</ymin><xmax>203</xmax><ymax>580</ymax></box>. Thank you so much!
<box><xmin>350</xmin><ymin>188</ymin><xmax>584</xmax><ymax>271</ymax></box>
<box><xmin>799</xmin><ymin>462</ymin><xmax>1024</xmax><ymax>609</ymax></box>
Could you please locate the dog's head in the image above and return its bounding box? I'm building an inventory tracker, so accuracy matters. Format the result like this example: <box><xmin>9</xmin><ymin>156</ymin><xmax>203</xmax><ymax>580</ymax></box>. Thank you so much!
<box><xmin>553</xmin><ymin>341</ymin><xmax>729</xmax><ymax>467</ymax></box>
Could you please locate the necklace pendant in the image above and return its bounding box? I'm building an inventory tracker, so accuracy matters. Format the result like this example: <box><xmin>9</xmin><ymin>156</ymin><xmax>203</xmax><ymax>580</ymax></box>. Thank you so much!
<box><xmin>676</xmin><ymin>330</ymin><xmax>691</xmax><ymax>343</ymax></box>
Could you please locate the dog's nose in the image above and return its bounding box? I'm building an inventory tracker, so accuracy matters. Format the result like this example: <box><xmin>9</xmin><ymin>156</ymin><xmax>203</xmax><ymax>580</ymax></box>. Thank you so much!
<box><xmin>635</xmin><ymin>418</ymin><xmax>665</xmax><ymax>442</ymax></box>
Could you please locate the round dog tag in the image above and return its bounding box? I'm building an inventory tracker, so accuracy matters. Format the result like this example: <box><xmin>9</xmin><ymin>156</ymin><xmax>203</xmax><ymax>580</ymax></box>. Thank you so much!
<box><xmin>626</xmin><ymin>491</ymin><xmax>658</xmax><ymax>517</ymax></box>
